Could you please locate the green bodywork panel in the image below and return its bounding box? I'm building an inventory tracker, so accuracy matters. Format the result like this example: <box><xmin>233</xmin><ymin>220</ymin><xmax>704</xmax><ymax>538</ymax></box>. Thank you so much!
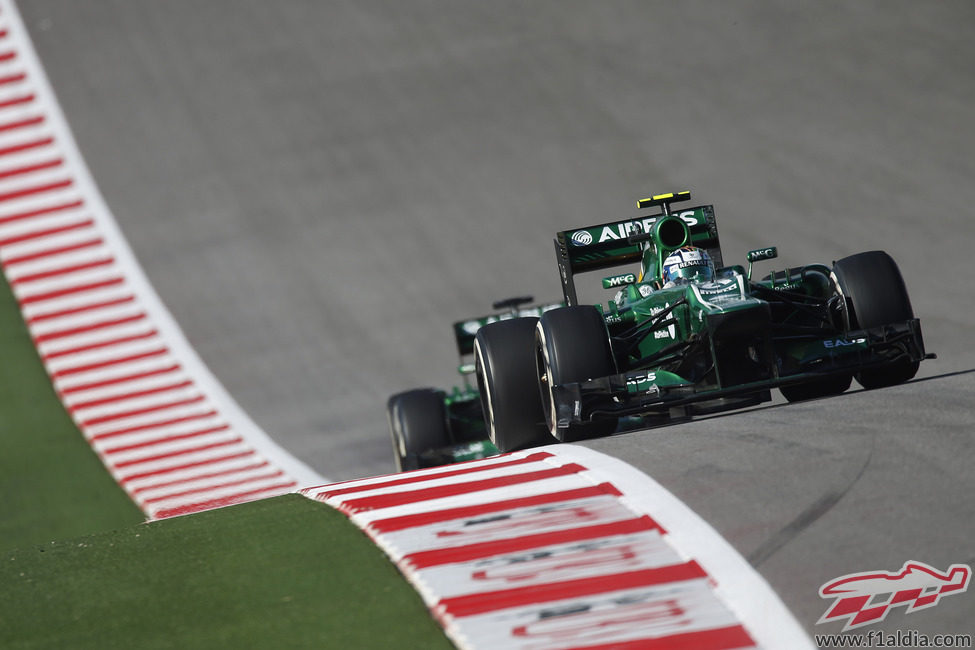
<box><xmin>601</xmin><ymin>267</ymin><xmax>767</xmax><ymax>374</ymax></box>
<box><xmin>452</xmin><ymin>303</ymin><xmax>562</xmax><ymax>356</ymax></box>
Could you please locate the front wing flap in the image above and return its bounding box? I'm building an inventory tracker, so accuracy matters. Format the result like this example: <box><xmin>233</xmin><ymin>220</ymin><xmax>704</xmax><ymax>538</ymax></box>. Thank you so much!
<box><xmin>416</xmin><ymin>439</ymin><xmax>500</xmax><ymax>468</ymax></box>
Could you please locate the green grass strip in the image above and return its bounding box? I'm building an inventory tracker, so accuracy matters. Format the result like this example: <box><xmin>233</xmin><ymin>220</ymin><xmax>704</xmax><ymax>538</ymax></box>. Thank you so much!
<box><xmin>0</xmin><ymin>494</ymin><xmax>453</xmax><ymax>649</ymax></box>
<box><xmin>0</xmin><ymin>271</ymin><xmax>144</xmax><ymax>549</ymax></box>
<box><xmin>0</xmin><ymin>267</ymin><xmax>452</xmax><ymax>648</ymax></box>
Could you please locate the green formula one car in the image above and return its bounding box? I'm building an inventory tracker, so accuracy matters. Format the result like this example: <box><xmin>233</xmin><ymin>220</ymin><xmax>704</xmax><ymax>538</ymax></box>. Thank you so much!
<box><xmin>474</xmin><ymin>191</ymin><xmax>935</xmax><ymax>452</ymax></box>
<box><xmin>386</xmin><ymin>297</ymin><xmax>562</xmax><ymax>471</ymax></box>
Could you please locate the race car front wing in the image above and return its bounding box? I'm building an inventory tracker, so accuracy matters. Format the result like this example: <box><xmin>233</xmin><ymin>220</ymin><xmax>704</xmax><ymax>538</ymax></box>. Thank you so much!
<box><xmin>550</xmin><ymin>319</ymin><xmax>931</xmax><ymax>428</ymax></box>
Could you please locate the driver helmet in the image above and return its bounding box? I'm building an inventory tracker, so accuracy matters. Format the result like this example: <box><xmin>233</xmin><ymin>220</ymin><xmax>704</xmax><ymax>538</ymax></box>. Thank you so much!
<box><xmin>662</xmin><ymin>246</ymin><xmax>715</xmax><ymax>285</ymax></box>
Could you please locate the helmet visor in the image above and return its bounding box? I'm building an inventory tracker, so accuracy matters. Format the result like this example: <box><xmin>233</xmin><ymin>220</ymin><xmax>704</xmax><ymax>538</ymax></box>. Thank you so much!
<box><xmin>668</xmin><ymin>264</ymin><xmax>713</xmax><ymax>284</ymax></box>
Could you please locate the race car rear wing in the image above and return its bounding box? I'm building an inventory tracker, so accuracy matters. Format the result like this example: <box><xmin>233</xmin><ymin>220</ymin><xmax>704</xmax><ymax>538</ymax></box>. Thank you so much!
<box><xmin>554</xmin><ymin>198</ymin><xmax>723</xmax><ymax>305</ymax></box>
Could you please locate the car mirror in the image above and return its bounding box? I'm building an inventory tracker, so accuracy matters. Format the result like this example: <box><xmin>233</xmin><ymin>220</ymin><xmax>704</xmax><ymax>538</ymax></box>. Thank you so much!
<box><xmin>746</xmin><ymin>247</ymin><xmax>778</xmax><ymax>280</ymax></box>
<box><xmin>747</xmin><ymin>247</ymin><xmax>778</xmax><ymax>263</ymax></box>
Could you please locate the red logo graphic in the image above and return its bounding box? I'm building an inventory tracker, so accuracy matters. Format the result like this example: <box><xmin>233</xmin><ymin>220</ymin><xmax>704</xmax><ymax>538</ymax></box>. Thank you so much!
<box><xmin>818</xmin><ymin>561</ymin><xmax>971</xmax><ymax>631</ymax></box>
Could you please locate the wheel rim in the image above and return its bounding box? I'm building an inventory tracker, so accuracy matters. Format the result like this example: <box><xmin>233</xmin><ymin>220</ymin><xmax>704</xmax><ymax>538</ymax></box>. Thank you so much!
<box><xmin>829</xmin><ymin>270</ymin><xmax>855</xmax><ymax>330</ymax></box>
<box><xmin>473</xmin><ymin>339</ymin><xmax>498</xmax><ymax>442</ymax></box>
<box><xmin>535</xmin><ymin>324</ymin><xmax>559</xmax><ymax>437</ymax></box>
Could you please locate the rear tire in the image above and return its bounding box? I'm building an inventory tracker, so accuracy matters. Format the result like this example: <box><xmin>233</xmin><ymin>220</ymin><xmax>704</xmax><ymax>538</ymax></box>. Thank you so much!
<box><xmin>387</xmin><ymin>389</ymin><xmax>451</xmax><ymax>472</ymax></box>
<box><xmin>832</xmin><ymin>250</ymin><xmax>919</xmax><ymax>389</ymax></box>
<box><xmin>536</xmin><ymin>306</ymin><xmax>619</xmax><ymax>441</ymax></box>
<box><xmin>474</xmin><ymin>318</ymin><xmax>550</xmax><ymax>453</ymax></box>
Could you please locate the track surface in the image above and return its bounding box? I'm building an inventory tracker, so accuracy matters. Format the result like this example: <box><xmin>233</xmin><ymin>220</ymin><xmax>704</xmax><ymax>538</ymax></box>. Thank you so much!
<box><xmin>20</xmin><ymin>0</ymin><xmax>975</xmax><ymax>636</ymax></box>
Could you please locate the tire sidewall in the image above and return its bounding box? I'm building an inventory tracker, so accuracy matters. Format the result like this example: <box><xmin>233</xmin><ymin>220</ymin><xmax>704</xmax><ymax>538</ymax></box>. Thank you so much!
<box><xmin>536</xmin><ymin>306</ymin><xmax>617</xmax><ymax>440</ymax></box>
<box><xmin>387</xmin><ymin>388</ymin><xmax>450</xmax><ymax>471</ymax></box>
<box><xmin>474</xmin><ymin>317</ymin><xmax>548</xmax><ymax>452</ymax></box>
<box><xmin>831</xmin><ymin>250</ymin><xmax>919</xmax><ymax>388</ymax></box>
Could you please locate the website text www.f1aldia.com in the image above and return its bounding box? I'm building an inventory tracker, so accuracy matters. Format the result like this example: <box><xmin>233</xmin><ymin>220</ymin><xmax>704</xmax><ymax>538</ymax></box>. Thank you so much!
<box><xmin>816</xmin><ymin>629</ymin><xmax>972</xmax><ymax>648</ymax></box>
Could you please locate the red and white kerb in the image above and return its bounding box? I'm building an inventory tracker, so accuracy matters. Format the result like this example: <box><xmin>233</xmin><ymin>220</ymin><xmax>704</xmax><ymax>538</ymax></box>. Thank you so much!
<box><xmin>303</xmin><ymin>445</ymin><xmax>813</xmax><ymax>650</ymax></box>
<box><xmin>0</xmin><ymin>0</ymin><xmax>324</xmax><ymax>519</ymax></box>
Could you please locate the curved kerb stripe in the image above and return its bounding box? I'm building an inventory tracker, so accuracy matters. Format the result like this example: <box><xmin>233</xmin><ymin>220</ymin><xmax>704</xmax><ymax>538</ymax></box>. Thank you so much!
<box><xmin>0</xmin><ymin>0</ymin><xmax>325</xmax><ymax>519</ymax></box>
<box><xmin>301</xmin><ymin>445</ymin><xmax>814</xmax><ymax>650</ymax></box>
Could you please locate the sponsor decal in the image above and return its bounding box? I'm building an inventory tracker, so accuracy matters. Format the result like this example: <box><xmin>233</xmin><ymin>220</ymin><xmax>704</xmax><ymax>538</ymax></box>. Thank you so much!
<box><xmin>646</xmin><ymin>303</ymin><xmax>677</xmax><ymax>339</ymax></box>
<box><xmin>823</xmin><ymin>337</ymin><xmax>867</xmax><ymax>349</ymax></box>
<box><xmin>510</xmin><ymin>591</ymin><xmax>719</xmax><ymax>646</ymax></box>
<box><xmin>569</xmin><ymin>211</ymin><xmax>703</xmax><ymax>247</ymax></box>
<box><xmin>626</xmin><ymin>372</ymin><xmax>660</xmax><ymax>392</ymax></box>
<box><xmin>467</xmin><ymin>535</ymin><xmax>665</xmax><ymax>584</ymax></box>
<box><xmin>664</xmin><ymin>249</ymin><xmax>705</xmax><ymax>267</ymax></box>
<box><xmin>697</xmin><ymin>277</ymin><xmax>745</xmax><ymax>303</ymax></box>
<box><xmin>748</xmin><ymin>247</ymin><xmax>777</xmax><ymax>261</ymax></box>
<box><xmin>603</xmin><ymin>273</ymin><xmax>637</xmax><ymax>288</ymax></box>
<box><xmin>697</xmin><ymin>285</ymin><xmax>726</xmax><ymax>295</ymax></box>
<box><xmin>817</xmin><ymin>561</ymin><xmax>971</xmax><ymax>631</ymax></box>
<box><xmin>596</xmin><ymin>212</ymin><xmax>700</xmax><ymax>244</ymax></box>
<box><xmin>570</xmin><ymin>230</ymin><xmax>594</xmax><ymax>246</ymax></box>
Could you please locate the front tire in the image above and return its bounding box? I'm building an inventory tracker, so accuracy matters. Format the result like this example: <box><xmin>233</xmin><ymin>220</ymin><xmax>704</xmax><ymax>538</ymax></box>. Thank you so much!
<box><xmin>832</xmin><ymin>250</ymin><xmax>919</xmax><ymax>389</ymax></box>
<box><xmin>387</xmin><ymin>389</ymin><xmax>451</xmax><ymax>472</ymax></box>
<box><xmin>536</xmin><ymin>306</ymin><xmax>618</xmax><ymax>441</ymax></box>
<box><xmin>779</xmin><ymin>374</ymin><xmax>852</xmax><ymax>403</ymax></box>
<box><xmin>474</xmin><ymin>318</ymin><xmax>549</xmax><ymax>453</ymax></box>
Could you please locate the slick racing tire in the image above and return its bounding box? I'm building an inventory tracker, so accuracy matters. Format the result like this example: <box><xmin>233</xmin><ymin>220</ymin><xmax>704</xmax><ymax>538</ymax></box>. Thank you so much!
<box><xmin>536</xmin><ymin>306</ymin><xmax>619</xmax><ymax>442</ymax></box>
<box><xmin>387</xmin><ymin>388</ymin><xmax>451</xmax><ymax>472</ymax></box>
<box><xmin>779</xmin><ymin>373</ymin><xmax>852</xmax><ymax>403</ymax></box>
<box><xmin>474</xmin><ymin>318</ymin><xmax>549</xmax><ymax>453</ymax></box>
<box><xmin>832</xmin><ymin>250</ymin><xmax>919</xmax><ymax>389</ymax></box>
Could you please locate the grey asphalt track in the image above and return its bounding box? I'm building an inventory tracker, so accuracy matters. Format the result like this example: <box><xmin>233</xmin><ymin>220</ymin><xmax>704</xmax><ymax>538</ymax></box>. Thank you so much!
<box><xmin>20</xmin><ymin>0</ymin><xmax>975</xmax><ymax>638</ymax></box>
